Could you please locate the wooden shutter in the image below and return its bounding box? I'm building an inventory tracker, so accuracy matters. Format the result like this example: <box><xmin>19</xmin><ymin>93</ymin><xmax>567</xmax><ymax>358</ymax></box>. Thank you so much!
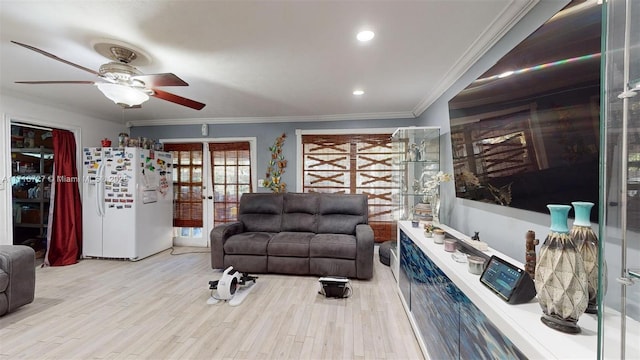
<box><xmin>164</xmin><ymin>143</ymin><xmax>203</xmax><ymax>227</ymax></box>
<box><xmin>302</xmin><ymin>134</ymin><xmax>398</xmax><ymax>242</ymax></box>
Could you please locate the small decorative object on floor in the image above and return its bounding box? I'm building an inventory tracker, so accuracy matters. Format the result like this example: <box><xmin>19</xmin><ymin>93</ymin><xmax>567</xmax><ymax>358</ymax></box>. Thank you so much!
<box><xmin>378</xmin><ymin>240</ymin><xmax>395</xmax><ymax>266</ymax></box>
<box><xmin>263</xmin><ymin>133</ymin><xmax>287</xmax><ymax>192</ymax></box>
<box><xmin>535</xmin><ymin>204</ymin><xmax>588</xmax><ymax>334</ymax></box>
<box><xmin>318</xmin><ymin>276</ymin><xmax>352</xmax><ymax>298</ymax></box>
<box><xmin>525</xmin><ymin>230</ymin><xmax>539</xmax><ymax>279</ymax></box>
<box><xmin>207</xmin><ymin>266</ymin><xmax>257</xmax><ymax>306</ymax></box>
<box><xmin>570</xmin><ymin>201</ymin><xmax>602</xmax><ymax>314</ymax></box>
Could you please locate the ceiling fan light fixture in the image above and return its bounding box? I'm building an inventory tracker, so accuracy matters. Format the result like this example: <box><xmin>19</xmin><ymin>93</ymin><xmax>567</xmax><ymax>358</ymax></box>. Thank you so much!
<box><xmin>96</xmin><ymin>83</ymin><xmax>149</xmax><ymax>106</ymax></box>
<box><xmin>356</xmin><ymin>30</ymin><xmax>375</xmax><ymax>42</ymax></box>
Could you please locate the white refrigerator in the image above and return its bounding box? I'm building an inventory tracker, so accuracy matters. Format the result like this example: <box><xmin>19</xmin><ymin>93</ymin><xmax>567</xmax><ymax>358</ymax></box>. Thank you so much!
<box><xmin>82</xmin><ymin>147</ymin><xmax>173</xmax><ymax>260</ymax></box>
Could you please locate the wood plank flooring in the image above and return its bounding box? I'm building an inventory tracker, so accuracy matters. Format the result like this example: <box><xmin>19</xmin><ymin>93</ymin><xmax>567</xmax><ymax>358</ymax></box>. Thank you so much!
<box><xmin>0</xmin><ymin>246</ymin><xmax>423</xmax><ymax>359</ymax></box>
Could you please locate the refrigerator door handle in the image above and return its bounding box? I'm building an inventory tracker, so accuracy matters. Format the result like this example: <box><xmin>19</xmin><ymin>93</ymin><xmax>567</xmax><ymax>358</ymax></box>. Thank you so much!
<box><xmin>96</xmin><ymin>163</ymin><xmax>105</xmax><ymax>217</ymax></box>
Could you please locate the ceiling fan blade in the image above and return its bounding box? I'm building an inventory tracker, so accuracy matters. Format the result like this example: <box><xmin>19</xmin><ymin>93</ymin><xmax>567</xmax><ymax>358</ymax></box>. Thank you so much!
<box><xmin>15</xmin><ymin>81</ymin><xmax>95</xmax><ymax>85</ymax></box>
<box><xmin>152</xmin><ymin>89</ymin><xmax>206</xmax><ymax>110</ymax></box>
<box><xmin>132</xmin><ymin>73</ymin><xmax>189</xmax><ymax>87</ymax></box>
<box><xmin>11</xmin><ymin>41</ymin><xmax>100</xmax><ymax>76</ymax></box>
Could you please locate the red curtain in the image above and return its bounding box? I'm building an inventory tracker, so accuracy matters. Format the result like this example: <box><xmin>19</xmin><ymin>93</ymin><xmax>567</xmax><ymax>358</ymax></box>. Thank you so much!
<box><xmin>45</xmin><ymin>130</ymin><xmax>82</xmax><ymax>266</ymax></box>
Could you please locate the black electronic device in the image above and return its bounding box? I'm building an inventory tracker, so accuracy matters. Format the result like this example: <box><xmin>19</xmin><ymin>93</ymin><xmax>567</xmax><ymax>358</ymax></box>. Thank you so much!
<box><xmin>318</xmin><ymin>276</ymin><xmax>352</xmax><ymax>298</ymax></box>
<box><xmin>479</xmin><ymin>255</ymin><xmax>536</xmax><ymax>304</ymax></box>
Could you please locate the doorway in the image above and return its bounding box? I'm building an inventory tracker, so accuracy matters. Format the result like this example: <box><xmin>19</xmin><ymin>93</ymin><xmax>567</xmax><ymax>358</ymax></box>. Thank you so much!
<box><xmin>10</xmin><ymin>123</ymin><xmax>54</xmax><ymax>258</ymax></box>
<box><xmin>163</xmin><ymin>138</ymin><xmax>257</xmax><ymax>247</ymax></box>
<box><xmin>8</xmin><ymin>120</ymin><xmax>81</xmax><ymax>262</ymax></box>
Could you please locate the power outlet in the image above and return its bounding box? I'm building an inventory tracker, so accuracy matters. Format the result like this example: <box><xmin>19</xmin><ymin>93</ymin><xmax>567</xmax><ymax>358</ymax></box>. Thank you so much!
<box><xmin>257</xmin><ymin>179</ymin><xmax>264</xmax><ymax>188</ymax></box>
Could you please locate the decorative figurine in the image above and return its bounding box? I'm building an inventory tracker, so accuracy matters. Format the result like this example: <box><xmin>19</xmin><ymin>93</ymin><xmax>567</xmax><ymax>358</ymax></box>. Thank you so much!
<box><xmin>471</xmin><ymin>231</ymin><xmax>480</xmax><ymax>241</ymax></box>
<box><xmin>407</xmin><ymin>144</ymin><xmax>416</xmax><ymax>161</ymax></box>
<box><xmin>525</xmin><ymin>230</ymin><xmax>539</xmax><ymax>279</ymax></box>
<box><xmin>118</xmin><ymin>132</ymin><xmax>129</xmax><ymax>148</ymax></box>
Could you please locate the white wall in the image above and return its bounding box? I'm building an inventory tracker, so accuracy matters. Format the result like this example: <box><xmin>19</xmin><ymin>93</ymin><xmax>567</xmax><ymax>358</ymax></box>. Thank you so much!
<box><xmin>1</xmin><ymin>94</ymin><xmax>123</xmax><ymax>245</ymax></box>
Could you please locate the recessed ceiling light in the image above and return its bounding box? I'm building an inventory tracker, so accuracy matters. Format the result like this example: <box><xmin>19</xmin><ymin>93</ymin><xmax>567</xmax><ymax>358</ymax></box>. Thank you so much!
<box><xmin>356</xmin><ymin>30</ymin><xmax>375</xmax><ymax>42</ymax></box>
<box><xmin>353</xmin><ymin>90</ymin><xmax>365</xmax><ymax>96</ymax></box>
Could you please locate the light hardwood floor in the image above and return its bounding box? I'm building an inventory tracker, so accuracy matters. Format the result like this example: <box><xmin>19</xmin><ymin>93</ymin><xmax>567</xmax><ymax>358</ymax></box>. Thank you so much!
<box><xmin>0</xmin><ymin>246</ymin><xmax>423</xmax><ymax>360</ymax></box>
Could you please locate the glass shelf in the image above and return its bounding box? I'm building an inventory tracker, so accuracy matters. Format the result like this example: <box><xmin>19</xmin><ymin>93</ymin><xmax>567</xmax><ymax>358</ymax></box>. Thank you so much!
<box><xmin>601</xmin><ymin>0</ymin><xmax>640</xmax><ymax>358</ymax></box>
<box><xmin>13</xmin><ymin>198</ymin><xmax>50</xmax><ymax>203</ymax></box>
<box><xmin>392</xmin><ymin>126</ymin><xmax>440</xmax><ymax>222</ymax></box>
<box><xmin>14</xmin><ymin>223</ymin><xmax>48</xmax><ymax>229</ymax></box>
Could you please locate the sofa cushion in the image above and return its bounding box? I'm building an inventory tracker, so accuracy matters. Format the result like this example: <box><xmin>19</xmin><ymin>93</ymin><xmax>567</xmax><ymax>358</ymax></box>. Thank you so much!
<box><xmin>317</xmin><ymin>194</ymin><xmax>368</xmax><ymax>234</ymax></box>
<box><xmin>268</xmin><ymin>232</ymin><xmax>313</xmax><ymax>257</ymax></box>
<box><xmin>310</xmin><ymin>258</ymin><xmax>357</xmax><ymax>278</ymax></box>
<box><xmin>282</xmin><ymin>193</ymin><xmax>318</xmax><ymax>232</ymax></box>
<box><xmin>310</xmin><ymin>234</ymin><xmax>357</xmax><ymax>260</ymax></box>
<box><xmin>224</xmin><ymin>232</ymin><xmax>274</xmax><ymax>255</ymax></box>
<box><xmin>224</xmin><ymin>255</ymin><xmax>267</xmax><ymax>274</ymax></box>
<box><xmin>238</xmin><ymin>193</ymin><xmax>283</xmax><ymax>233</ymax></box>
<box><xmin>0</xmin><ymin>294</ymin><xmax>7</xmax><ymax>317</ymax></box>
<box><xmin>268</xmin><ymin>256</ymin><xmax>309</xmax><ymax>275</ymax></box>
<box><xmin>0</xmin><ymin>270</ymin><xmax>8</xmax><ymax>292</ymax></box>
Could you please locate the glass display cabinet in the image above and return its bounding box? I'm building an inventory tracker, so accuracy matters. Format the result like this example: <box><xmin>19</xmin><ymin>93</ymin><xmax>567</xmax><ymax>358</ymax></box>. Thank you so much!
<box><xmin>391</xmin><ymin>126</ymin><xmax>440</xmax><ymax>222</ymax></box>
<box><xmin>601</xmin><ymin>0</ymin><xmax>640</xmax><ymax>358</ymax></box>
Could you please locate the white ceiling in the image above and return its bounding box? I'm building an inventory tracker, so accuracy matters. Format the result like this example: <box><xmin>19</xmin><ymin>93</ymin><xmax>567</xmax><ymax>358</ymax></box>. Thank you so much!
<box><xmin>0</xmin><ymin>0</ymin><xmax>537</xmax><ymax>125</ymax></box>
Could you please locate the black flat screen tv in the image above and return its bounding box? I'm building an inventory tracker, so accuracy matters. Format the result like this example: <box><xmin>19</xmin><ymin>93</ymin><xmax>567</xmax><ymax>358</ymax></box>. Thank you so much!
<box><xmin>448</xmin><ymin>0</ymin><xmax>601</xmax><ymax>221</ymax></box>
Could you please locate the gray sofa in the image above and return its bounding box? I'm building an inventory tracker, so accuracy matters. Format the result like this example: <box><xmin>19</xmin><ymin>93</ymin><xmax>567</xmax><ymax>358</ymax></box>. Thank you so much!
<box><xmin>210</xmin><ymin>192</ymin><xmax>374</xmax><ymax>279</ymax></box>
<box><xmin>0</xmin><ymin>245</ymin><xmax>35</xmax><ymax>316</ymax></box>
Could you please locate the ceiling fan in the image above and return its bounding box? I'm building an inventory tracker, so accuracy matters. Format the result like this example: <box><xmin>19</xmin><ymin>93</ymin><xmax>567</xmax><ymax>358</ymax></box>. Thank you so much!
<box><xmin>11</xmin><ymin>40</ymin><xmax>206</xmax><ymax>110</ymax></box>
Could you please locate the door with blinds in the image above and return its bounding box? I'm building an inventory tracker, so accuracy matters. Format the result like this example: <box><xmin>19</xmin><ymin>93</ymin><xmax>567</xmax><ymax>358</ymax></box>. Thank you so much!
<box><xmin>164</xmin><ymin>141</ymin><xmax>253</xmax><ymax>246</ymax></box>
<box><xmin>301</xmin><ymin>134</ymin><xmax>399</xmax><ymax>242</ymax></box>
<box><xmin>208</xmin><ymin>142</ymin><xmax>252</xmax><ymax>228</ymax></box>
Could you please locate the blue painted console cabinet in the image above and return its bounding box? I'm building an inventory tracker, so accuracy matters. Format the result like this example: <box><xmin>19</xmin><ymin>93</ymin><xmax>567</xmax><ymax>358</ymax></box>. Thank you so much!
<box><xmin>399</xmin><ymin>230</ymin><xmax>526</xmax><ymax>359</ymax></box>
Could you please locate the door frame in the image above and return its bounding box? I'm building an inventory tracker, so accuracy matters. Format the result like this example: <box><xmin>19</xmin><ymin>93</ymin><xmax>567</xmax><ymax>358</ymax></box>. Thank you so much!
<box><xmin>160</xmin><ymin>137</ymin><xmax>257</xmax><ymax>247</ymax></box>
<box><xmin>2</xmin><ymin>113</ymin><xmax>81</xmax><ymax>246</ymax></box>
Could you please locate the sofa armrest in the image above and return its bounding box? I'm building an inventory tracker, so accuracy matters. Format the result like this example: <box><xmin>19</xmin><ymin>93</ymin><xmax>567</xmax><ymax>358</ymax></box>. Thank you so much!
<box><xmin>355</xmin><ymin>224</ymin><xmax>375</xmax><ymax>279</ymax></box>
<box><xmin>0</xmin><ymin>245</ymin><xmax>35</xmax><ymax>315</ymax></box>
<box><xmin>210</xmin><ymin>222</ymin><xmax>244</xmax><ymax>269</ymax></box>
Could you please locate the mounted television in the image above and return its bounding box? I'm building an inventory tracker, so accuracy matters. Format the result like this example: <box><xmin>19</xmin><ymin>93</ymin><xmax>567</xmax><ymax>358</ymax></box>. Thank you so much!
<box><xmin>448</xmin><ymin>0</ymin><xmax>601</xmax><ymax>221</ymax></box>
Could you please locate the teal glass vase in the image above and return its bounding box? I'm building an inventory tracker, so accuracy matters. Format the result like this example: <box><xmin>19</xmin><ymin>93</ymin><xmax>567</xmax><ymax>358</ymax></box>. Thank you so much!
<box><xmin>570</xmin><ymin>201</ymin><xmax>602</xmax><ymax>314</ymax></box>
<box><xmin>535</xmin><ymin>204</ymin><xmax>588</xmax><ymax>334</ymax></box>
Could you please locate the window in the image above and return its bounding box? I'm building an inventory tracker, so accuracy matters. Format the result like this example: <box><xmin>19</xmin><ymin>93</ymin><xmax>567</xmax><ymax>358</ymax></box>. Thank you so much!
<box><xmin>209</xmin><ymin>142</ymin><xmax>252</xmax><ymax>227</ymax></box>
<box><xmin>302</xmin><ymin>134</ymin><xmax>398</xmax><ymax>241</ymax></box>
<box><xmin>451</xmin><ymin>108</ymin><xmax>541</xmax><ymax>206</ymax></box>
<box><xmin>164</xmin><ymin>143</ymin><xmax>203</xmax><ymax>228</ymax></box>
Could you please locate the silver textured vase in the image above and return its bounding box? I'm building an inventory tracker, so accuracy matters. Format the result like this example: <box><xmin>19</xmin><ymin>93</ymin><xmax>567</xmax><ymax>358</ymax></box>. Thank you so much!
<box><xmin>535</xmin><ymin>204</ymin><xmax>588</xmax><ymax>334</ymax></box>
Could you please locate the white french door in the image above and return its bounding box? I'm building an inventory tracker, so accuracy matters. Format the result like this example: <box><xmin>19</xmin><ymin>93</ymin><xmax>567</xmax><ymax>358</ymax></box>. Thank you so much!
<box><xmin>164</xmin><ymin>138</ymin><xmax>256</xmax><ymax>247</ymax></box>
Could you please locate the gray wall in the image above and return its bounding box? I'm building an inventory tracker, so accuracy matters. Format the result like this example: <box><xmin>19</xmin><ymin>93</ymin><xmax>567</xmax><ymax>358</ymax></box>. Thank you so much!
<box><xmin>130</xmin><ymin>117</ymin><xmax>418</xmax><ymax>192</ymax></box>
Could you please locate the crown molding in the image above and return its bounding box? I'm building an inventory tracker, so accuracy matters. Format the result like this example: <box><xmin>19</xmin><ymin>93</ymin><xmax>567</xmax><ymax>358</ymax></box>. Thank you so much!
<box><xmin>126</xmin><ymin>111</ymin><xmax>416</xmax><ymax>127</ymax></box>
<box><xmin>412</xmin><ymin>0</ymin><xmax>539</xmax><ymax>117</ymax></box>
